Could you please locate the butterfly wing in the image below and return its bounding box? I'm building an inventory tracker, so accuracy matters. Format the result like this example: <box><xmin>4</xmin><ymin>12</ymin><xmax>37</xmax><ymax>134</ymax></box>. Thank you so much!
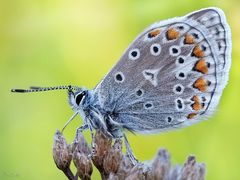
<box><xmin>94</xmin><ymin>7</ymin><xmax>231</xmax><ymax>133</ymax></box>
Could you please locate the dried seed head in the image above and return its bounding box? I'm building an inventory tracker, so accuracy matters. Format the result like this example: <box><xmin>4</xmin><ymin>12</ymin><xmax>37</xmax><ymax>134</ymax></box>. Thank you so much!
<box><xmin>103</xmin><ymin>139</ymin><xmax>123</xmax><ymax>174</ymax></box>
<box><xmin>72</xmin><ymin>131</ymin><xmax>93</xmax><ymax>180</ymax></box>
<box><xmin>73</xmin><ymin>151</ymin><xmax>93</xmax><ymax>180</ymax></box>
<box><xmin>125</xmin><ymin>166</ymin><xmax>145</xmax><ymax>180</ymax></box>
<box><xmin>92</xmin><ymin>130</ymin><xmax>112</xmax><ymax>170</ymax></box>
<box><xmin>151</xmin><ymin>149</ymin><xmax>171</xmax><ymax>179</ymax></box>
<box><xmin>180</xmin><ymin>155</ymin><xmax>206</xmax><ymax>180</ymax></box>
<box><xmin>72</xmin><ymin>131</ymin><xmax>91</xmax><ymax>155</ymax></box>
<box><xmin>52</xmin><ymin>130</ymin><xmax>72</xmax><ymax>170</ymax></box>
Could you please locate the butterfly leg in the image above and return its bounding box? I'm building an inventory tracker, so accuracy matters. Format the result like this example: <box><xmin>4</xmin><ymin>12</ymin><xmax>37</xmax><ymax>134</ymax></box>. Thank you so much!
<box><xmin>123</xmin><ymin>134</ymin><xmax>139</xmax><ymax>165</ymax></box>
<box><xmin>76</xmin><ymin>123</ymin><xmax>89</xmax><ymax>135</ymax></box>
<box><xmin>84</xmin><ymin>117</ymin><xmax>97</xmax><ymax>159</ymax></box>
<box><xmin>76</xmin><ymin>121</ymin><xmax>96</xmax><ymax>159</ymax></box>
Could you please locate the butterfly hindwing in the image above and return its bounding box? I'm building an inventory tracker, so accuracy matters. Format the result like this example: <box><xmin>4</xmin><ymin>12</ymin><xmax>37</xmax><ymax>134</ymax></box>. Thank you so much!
<box><xmin>94</xmin><ymin>8</ymin><xmax>231</xmax><ymax>133</ymax></box>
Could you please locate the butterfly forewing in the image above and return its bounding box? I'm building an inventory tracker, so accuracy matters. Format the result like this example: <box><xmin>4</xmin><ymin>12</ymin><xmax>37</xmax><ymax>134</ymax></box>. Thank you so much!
<box><xmin>94</xmin><ymin>8</ymin><xmax>231</xmax><ymax>133</ymax></box>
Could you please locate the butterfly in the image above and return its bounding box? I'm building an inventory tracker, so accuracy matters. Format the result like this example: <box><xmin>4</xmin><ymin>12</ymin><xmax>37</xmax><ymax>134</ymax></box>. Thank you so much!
<box><xmin>12</xmin><ymin>7</ymin><xmax>231</xmax><ymax>164</ymax></box>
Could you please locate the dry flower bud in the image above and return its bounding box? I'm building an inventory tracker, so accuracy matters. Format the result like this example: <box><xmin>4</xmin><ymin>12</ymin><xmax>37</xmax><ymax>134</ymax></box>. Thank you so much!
<box><xmin>52</xmin><ymin>130</ymin><xmax>72</xmax><ymax>170</ymax></box>
<box><xmin>52</xmin><ymin>130</ymin><xmax>206</xmax><ymax>180</ymax></box>
<box><xmin>72</xmin><ymin>131</ymin><xmax>93</xmax><ymax>180</ymax></box>
<box><xmin>72</xmin><ymin>131</ymin><xmax>91</xmax><ymax>155</ymax></box>
<box><xmin>73</xmin><ymin>151</ymin><xmax>93</xmax><ymax>180</ymax></box>
<box><xmin>180</xmin><ymin>155</ymin><xmax>206</xmax><ymax>180</ymax></box>
<box><xmin>103</xmin><ymin>139</ymin><xmax>123</xmax><ymax>174</ymax></box>
<box><xmin>52</xmin><ymin>130</ymin><xmax>74</xmax><ymax>180</ymax></box>
<box><xmin>125</xmin><ymin>166</ymin><xmax>145</xmax><ymax>180</ymax></box>
<box><xmin>92</xmin><ymin>130</ymin><xmax>112</xmax><ymax>170</ymax></box>
<box><xmin>151</xmin><ymin>149</ymin><xmax>170</xmax><ymax>179</ymax></box>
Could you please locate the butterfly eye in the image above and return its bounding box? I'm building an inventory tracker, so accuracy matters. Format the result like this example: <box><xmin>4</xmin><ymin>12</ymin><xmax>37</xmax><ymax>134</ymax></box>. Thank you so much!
<box><xmin>75</xmin><ymin>91</ymin><xmax>86</xmax><ymax>106</ymax></box>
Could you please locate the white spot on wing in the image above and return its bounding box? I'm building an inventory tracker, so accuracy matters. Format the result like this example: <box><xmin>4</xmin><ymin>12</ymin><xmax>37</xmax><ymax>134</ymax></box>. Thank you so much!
<box><xmin>150</xmin><ymin>43</ymin><xmax>161</xmax><ymax>56</ymax></box>
<box><xmin>173</xmin><ymin>84</ymin><xmax>184</xmax><ymax>94</ymax></box>
<box><xmin>144</xmin><ymin>102</ymin><xmax>154</xmax><ymax>109</ymax></box>
<box><xmin>114</xmin><ymin>71</ymin><xmax>125</xmax><ymax>83</ymax></box>
<box><xmin>142</xmin><ymin>68</ymin><xmax>160</xmax><ymax>87</ymax></box>
<box><xmin>128</xmin><ymin>48</ymin><xmax>140</xmax><ymax>60</ymax></box>
<box><xmin>175</xmin><ymin>98</ymin><xmax>185</xmax><ymax>111</ymax></box>
<box><xmin>169</xmin><ymin>45</ymin><xmax>181</xmax><ymax>56</ymax></box>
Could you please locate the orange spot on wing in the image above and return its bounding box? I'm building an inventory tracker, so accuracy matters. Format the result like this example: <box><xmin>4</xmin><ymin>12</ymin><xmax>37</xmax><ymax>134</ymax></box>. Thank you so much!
<box><xmin>193</xmin><ymin>77</ymin><xmax>207</xmax><ymax>92</ymax></box>
<box><xmin>187</xmin><ymin>113</ymin><xmax>197</xmax><ymax>119</ymax></box>
<box><xmin>192</xmin><ymin>45</ymin><xmax>204</xmax><ymax>58</ymax></box>
<box><xmin>184</xmin><ymin>34</ymin><xmax>195</xmax><ymax>44</ymax></box>
<box><xmin>148</xmin><ymin>29</ymin><xmax>161</xmax><ymax>38</ymax></box>
<box><xmin>191</xmin><ymin>95</ymin><xmax>202</xmax><ymax>111</ymax></box>
<box><xmin>166</xmin><ymin>28</ymin><xmax>179</xmax><ymax>40</ymax></box>
<box><xmin>194</xmin><ymin>59</ymin><xmax>208</xmax><ymax>74</ymax></box>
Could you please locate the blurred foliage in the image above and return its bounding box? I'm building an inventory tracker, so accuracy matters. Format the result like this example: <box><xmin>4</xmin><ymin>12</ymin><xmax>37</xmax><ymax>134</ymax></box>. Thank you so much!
<box><xmin>1</xmin><ymin>0</ymin><xmax>240</xmax><ymax>179</ymax></box>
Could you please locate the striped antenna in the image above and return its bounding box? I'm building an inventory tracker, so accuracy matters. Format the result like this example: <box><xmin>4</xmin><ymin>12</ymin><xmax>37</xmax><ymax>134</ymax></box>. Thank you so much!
<box><xmin>11</xmin><ymin>85</ymin><xmax>80</xmax><ymax>93</ymax></box>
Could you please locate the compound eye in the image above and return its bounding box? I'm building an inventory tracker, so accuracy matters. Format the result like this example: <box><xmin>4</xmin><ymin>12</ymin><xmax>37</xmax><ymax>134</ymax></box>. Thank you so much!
<box><xmin>75</xmin><ymin>91</ymin><xmax>86</xmax><ymax>105</ymax></box>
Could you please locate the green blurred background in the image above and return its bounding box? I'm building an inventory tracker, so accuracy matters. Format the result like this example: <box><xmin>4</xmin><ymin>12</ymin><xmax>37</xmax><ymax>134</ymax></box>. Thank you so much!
<box><xmin>1</xmin><ymin>0</ymin><xmax>240</xmax><ymax>179</ymax></box>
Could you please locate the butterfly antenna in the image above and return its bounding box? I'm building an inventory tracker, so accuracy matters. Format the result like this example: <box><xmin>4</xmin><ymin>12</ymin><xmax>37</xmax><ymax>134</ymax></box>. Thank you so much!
<box><xmin>11</xmin><ymin>85</ymin><xmax>80</xmax><ymax>93</ymax></box>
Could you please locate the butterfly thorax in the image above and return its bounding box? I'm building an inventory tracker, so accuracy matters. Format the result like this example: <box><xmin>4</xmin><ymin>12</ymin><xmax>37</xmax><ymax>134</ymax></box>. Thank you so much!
<box><xmin>69</xmin><ymin>89</ymin><xmax>124</xmax><ymax>138</ymax></box>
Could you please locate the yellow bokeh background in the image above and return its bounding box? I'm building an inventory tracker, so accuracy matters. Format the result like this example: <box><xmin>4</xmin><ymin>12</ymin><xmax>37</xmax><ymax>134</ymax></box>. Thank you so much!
<box><xmin>1</xmin><ymin>0</ymin><xmax>240</xmax><ymax>179</ymax></box>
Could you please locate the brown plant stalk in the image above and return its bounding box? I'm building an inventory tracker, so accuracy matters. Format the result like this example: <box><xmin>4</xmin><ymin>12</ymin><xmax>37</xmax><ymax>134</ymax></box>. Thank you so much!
<box><xmin>53</xmin><ymin>130</ymin><xmax>205</xmax><ymax>180</ymax></box>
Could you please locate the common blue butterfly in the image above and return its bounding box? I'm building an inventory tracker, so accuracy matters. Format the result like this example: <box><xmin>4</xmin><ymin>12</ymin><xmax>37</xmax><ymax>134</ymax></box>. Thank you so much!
<box><xmin>12</xmin><ymin>7</ymin><xmax>231</xmax><ymax>164</ymax></box>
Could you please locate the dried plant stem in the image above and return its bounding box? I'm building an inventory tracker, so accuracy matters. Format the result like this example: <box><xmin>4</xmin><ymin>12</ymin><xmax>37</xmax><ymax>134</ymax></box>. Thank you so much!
<box><xmin>63</xmin><ymin>167</ymin><xmax>75</xmax><ymax>180</ymax></box>
<box><xmin>53</xmin><ymin>130</ymin><xmax>206</xmax><ymax>180</ymax></box>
